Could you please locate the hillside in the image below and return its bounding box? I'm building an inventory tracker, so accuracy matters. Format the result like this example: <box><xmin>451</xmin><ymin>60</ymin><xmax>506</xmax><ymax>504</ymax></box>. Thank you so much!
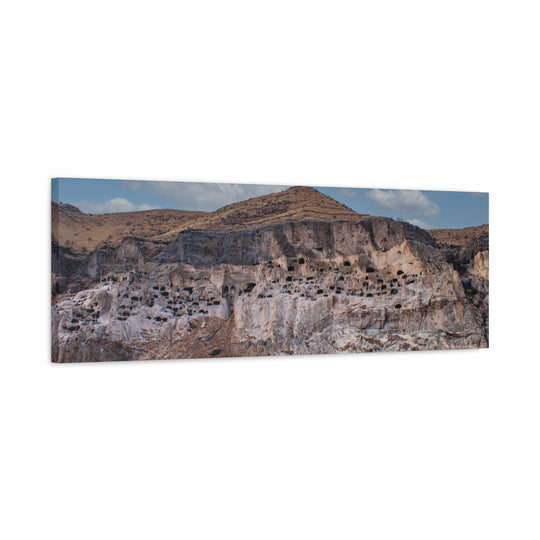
<box><xmin>159</xmin><ymin>186</ymin><xmax>368</xmax><ymax>236</ymax></box>
<box><xmin>430</xmin><ymin>224</ymin><xmax>489</xmax><ymax>250</ymax></box>
<box><xmin>52</xmin><ymin>187</ymin><xmax>368</xmax><ymax>249</ymax></box>
<box><xmin>52</xmin><ymin>202</ymin><xmax>206</xmax><ymax>251</ymax></box>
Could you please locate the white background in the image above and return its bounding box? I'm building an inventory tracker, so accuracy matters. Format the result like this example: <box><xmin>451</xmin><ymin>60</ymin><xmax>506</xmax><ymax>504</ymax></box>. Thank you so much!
<box><xmin>1</xmin><ymin>1</ymin><xmax>539</xmax><ymax>539</ymax></box>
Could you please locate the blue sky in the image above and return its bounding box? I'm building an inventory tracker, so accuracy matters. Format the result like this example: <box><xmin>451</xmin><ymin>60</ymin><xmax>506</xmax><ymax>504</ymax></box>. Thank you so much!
<box><xmin>52</xmin><ymin>178</ymin><xmax>488</xmax><ymax>229</ymax></box>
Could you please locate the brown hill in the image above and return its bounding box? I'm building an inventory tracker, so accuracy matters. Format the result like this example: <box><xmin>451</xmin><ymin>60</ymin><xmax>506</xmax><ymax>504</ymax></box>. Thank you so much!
<box><xmin>430</xmin><ymin>224</ymin><xmax>489</xmax><ymax>248</ymax></box>
<box><xmin>160</xmin><ymin>186</ymin><xmax>366</xmax><ymax>236</ymax></box>
<box><xmin>52</xmin><ymin>187</ymin><xmax>367</xmax><ymax>250</ymax></box>
<box><xmin>52</xmin><ymin>202</ymin><xmax>206</xmax><ymax>251</ymax></box>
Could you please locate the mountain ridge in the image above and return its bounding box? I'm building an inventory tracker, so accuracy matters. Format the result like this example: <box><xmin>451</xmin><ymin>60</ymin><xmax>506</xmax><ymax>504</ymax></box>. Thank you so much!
<box><xmin>53</xmin><ymin>187</ymin><xmax>486</xmax><ymax>252</ymax></box>
<box><xmin>52</xmin><ymin>186</ymin><xmax>368</xmax><ymax>250</ymax></box>
<box><xmin>155</xmin><ymin>186</ymin><xmax>369</xmax><ymax>235</ymax></box>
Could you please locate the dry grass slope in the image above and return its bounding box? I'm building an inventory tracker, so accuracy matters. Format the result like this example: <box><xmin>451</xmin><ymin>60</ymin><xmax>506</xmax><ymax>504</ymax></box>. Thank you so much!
<box><xmin>430</xmin><ymin>224</ymin><xmax>489</xmax><ymax>247</ymax></box>
<box><xmin>52</xmin><ymin>186</ymin><xmax>368</xmax><ymax>250</ymax></box>
<box><xmin>52</xmin><ymin>202</ymin><xmax>207</xmax><ymax>251</ymax></box>
<box><xmin>53</xmin><ymin>189</ymin><xmax>488</xmax><ymax>255</ymax></box>
<box><xmin>161</xmin><ymin>186</ymin><xmax>368</xmax><ymax>235</ymax></box>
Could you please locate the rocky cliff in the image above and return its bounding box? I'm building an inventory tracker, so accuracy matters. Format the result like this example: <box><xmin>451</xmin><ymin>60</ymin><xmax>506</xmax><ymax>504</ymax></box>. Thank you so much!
<box><xmin>430</xmin><ymin>224</ymin><xmax>489</xmax><ymax>341</ymax></box>
<box><xmin>51</xmin><ymin>187</ymin><xmax>489</xmax><ymax>362</ymax></box>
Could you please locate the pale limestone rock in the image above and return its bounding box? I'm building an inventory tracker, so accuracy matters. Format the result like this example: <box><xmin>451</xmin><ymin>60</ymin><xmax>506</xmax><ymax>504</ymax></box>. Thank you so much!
<box><xmin>51</xmin><ymin>218</ymin><xmax>488</xmax><ymax>362</ymax></box>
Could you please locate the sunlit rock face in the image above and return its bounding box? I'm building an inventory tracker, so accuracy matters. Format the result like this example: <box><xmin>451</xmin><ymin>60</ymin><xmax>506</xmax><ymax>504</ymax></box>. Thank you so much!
<box><xmin>51</xmin><ymin>188</ymin><xmax>488</xmax><ymax>362</ymax></box>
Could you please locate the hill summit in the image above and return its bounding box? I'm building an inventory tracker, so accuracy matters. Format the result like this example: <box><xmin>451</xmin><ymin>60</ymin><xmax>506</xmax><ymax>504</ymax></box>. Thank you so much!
<box><xmin>169</xmin><ymin>186</ymin><xmax>366</xmax><ymax>233</ymax></box>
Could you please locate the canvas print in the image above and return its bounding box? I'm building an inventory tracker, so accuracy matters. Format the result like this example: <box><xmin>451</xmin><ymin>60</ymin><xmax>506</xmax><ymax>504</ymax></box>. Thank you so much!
<box><xmin>51</xmin><ymin>179</ymin><xmax>489</xmax><ymax>362</ymax></box>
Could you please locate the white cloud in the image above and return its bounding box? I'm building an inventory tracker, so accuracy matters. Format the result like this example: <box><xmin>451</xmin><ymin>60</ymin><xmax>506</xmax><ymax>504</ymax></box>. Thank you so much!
<box><xmin>75</xmin><ymin>198</ymin><xmax>160</xmax><ymax>214</ymax></box>
<box><xmin>366</xmin><ymin>189</ymin><xmax>440</xmax><ymax>217</ymax></box>
<box><xmin>121</xmin><ymin>181</ymin><xmax>288</xmax><ymax>211</ymax></box>
<box><xmin>406</xmin><ymin>218</ymin><xmax>431</xmax><ymax>229</ymax></box>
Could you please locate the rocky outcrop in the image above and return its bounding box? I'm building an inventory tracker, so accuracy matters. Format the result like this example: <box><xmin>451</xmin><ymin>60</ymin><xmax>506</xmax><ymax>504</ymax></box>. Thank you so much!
<box><xmin>430</xmin><ymin>224</ymin><xmax>489</xmax><ymax>342</ymax></box>
<box><xmin>52</xmin><ymin>213</ymin><xmax>488</xmax><ymax>362</ymax></box>
<box><xmin>155</xmin><ymin>218</ymin><xmax>437</xmax><ymax>266</ymax></box>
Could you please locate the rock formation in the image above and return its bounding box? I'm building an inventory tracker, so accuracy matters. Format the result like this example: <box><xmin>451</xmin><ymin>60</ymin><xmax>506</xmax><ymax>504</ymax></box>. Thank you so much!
<box><xmin>430</xmin><ymin>224</ymin><xmax>489</xmax><ymax>341</ymax></box>
<box><xmin>51</xmin><ymin>187</ymin><xmax>489</xmax><ymax>362</ymax></box>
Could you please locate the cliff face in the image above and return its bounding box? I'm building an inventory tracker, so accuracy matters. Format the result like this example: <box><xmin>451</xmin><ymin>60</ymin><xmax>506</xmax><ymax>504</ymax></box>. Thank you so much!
<box><xmin>155</xmin><ymin>218</ymin><xmax>437</xmax><ymax>267</ymax></box>
<box><xmin>51</xmin><ymin>194</ymin><xmax>488</xmax><ymax>362</ymax></box>
<box><xmin>430</xmin><ymin>224</ymin><xmax>489</xmax><ymax>342</ymax></box>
